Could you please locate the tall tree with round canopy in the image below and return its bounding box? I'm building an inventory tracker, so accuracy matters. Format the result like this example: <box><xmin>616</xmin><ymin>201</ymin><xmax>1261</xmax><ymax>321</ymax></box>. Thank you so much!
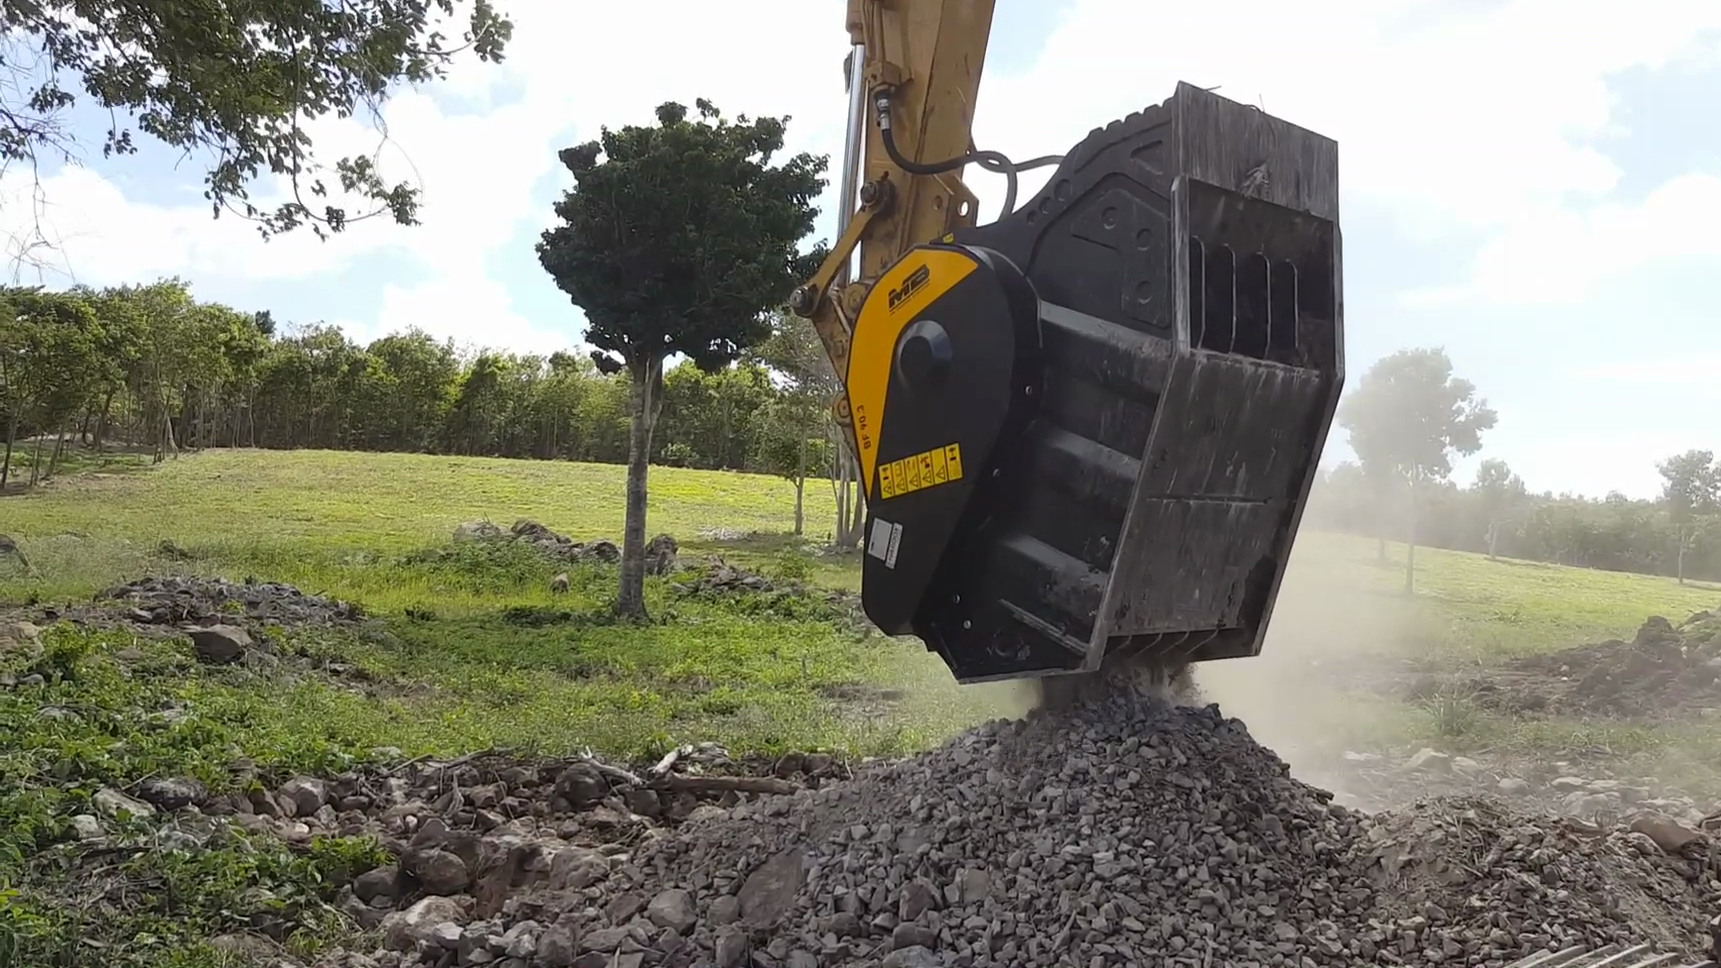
<box><xmin>537</xmin><ymin>99</ymin><xmax>826</xmax><ymax>617</ymax></box>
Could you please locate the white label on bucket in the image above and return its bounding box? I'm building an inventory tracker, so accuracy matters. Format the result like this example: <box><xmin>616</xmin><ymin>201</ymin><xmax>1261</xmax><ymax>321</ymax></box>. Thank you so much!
<box><xmin>868</xmin><ymin>517</ymin><xmax>903</xmax><ymax>569</ymax></box>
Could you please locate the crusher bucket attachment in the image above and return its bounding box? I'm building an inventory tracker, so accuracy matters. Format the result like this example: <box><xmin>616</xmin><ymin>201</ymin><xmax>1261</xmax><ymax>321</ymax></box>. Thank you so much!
<box><xmin>847</xmin><ymin>82</ymin><xmax>1344</xmax><ymax>683</ymax></box>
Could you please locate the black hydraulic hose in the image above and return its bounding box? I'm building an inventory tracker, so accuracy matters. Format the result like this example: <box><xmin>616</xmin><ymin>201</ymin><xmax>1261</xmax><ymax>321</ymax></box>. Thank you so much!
<box><xmin>872</xmin><ymin>89</ymin><xmax>1063</xmax><ymax>222</ymax></box>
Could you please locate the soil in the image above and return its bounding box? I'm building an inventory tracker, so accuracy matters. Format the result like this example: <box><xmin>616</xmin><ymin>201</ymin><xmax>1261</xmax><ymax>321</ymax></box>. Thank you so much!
<box><xmin>1399</xmin><ymin>612</ymin><xmax>1721</xmax><ymax>721</ymax></box>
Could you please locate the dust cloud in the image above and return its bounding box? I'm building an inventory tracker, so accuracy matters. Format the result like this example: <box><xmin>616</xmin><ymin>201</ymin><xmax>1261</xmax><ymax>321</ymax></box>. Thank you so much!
<box><xmin>1194</xmin><ymin>538</ymin><xmax>1425</xmax><ymax>796</ymax></box>
<box><xmin>887</xmin><ymin>520</ymin><xmax>1440</xmax><ymax>800</ymax></box>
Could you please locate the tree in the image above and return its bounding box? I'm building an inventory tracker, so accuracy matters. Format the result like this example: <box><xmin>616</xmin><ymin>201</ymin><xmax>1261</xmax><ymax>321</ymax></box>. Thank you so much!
<box><xmin>655</xmin><ymin>362</ymin><xmax>775</xmax><ymax>470</ymax></box>
<box><xmin>1474</xmin><ymin>458</ymin><xmax>1527</xmax><ymax>560</ymax></box>
<box><xmin>107</xmin><ymin>279</ymin><xmax>203</xmax><ymax>461</ymax></box>
<box><xmin>1360</xmin><ymin>458</ymin><xmax>1403</xmax><ymax>564</ymax></box>
<box><xmin>0</xmin><ymin>287</ymin><xmax>102</xmax><ymax>485</ymax></box>
<box><xmin>366</xmin><ymin>330</ymin><xmax>461</xmax><ymax>452</ymax></box>
<box><xmin>3</xmin><ymin>0</ymin><xmax>512</xmax><ymax>245</ymax></box>
<box><xmin>749</xmin><ymin>310</ymin><xmax>866</xmax><ymax>546</ymax></box>
<box><xmin>753</xmin><ymin>393</ymin><xmax>829</xmax><ymax>536</ymax></box>
<box><xmin>536</xmin><ymin>99</ymin><xmax>827</xmax><ymax>617</ymax></box>
<box><xmin>1336</xmin><ymin>347</ymin><xmax>1497</xmax><ymax>594</ymax></box>
<box><xmin>1656</xmin><ymin>449</ymin><xmax>1719</xmax><ymax>585</ymax></box>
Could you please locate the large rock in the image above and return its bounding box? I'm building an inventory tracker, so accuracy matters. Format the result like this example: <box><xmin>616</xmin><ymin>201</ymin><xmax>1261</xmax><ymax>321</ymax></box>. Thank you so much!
<box><xmin>92</xmin><ymin>787</ymin><xmax>154</xmax><ymax>820</ymax></box>
<box><xmin>135</xmin><ymin>776</ymin><xmax>206</xmax><ymax>811</ymax></box>
<box><xmin>352</xmin><ymin>864</ymin><xmax>399</xmax><ymax>904</ymax></box>
<box><xmin>187</xmin><ymin>624</ymin><xmax>252</xmax><ymax>664</ymax></box>
<box><xmin>646</xmin><ymin>889</ymin><xmax>696</xmax><ymax>933</ymax></box>
<box><xmin>403</xmin><ymin>847</ymin><xmax>470</xmax><ymax>896</ymax></box>
<box><xmin>551</xmin><ymin>764</ymin><xmax>607</xmax><ymax>810</ymax></box>
<box><xmin>738</xmin><ymin>848</ymin><xmax>805</xmax><ymax>928</ymax></box>
<box><xmin>1630</xmin><ymin>813</ymin><xmax>1705</xmax><ymax>855</ymax></box>
<box><xmin>643</xmin><ymin>534</ymin><xmax>679</xmax><ymax>575</ymax></box>
<box><xmin>278</xmin><ymin>776</ymin><xmax>328</xmax><ymax>817</ymax></box>
<box><xmin>0</xmin><ymin>620</ymin><xmax>41</xmax><ymax>657</ymax></box>
<box><xmin>536</xmin><ymin>922</ymin><xmax>577</xmax><ymax>967</ymax></box>
<box><xmin>381</xmin><ymin>896</ymin><xmax>467</xmax><ymax>951</ymax></box>
<box><xmin>454</xmin><ymin>521</ymin><xmax>503</xmax><ymax>542</ymax></box>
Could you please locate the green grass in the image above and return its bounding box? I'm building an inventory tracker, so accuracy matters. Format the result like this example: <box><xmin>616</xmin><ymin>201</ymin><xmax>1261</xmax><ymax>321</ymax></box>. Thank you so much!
<box><xmin>7</xmin><ymin>446</ymin><xmax>1714</xmax><ymax>638</ymax></box>
<box><xmin>1</xmin><ymin>446</ymin><xmax>1713</xmax><ymax>777</ymax></box>
<box><xmin>0</xmin><ymin>449</ymin><xmax>1020</xmax><ymax>761</ymax></box>
<box><xmin>0</xmin><ymin>624</ymin><xmax>394</xmax><ymax>968</ymax></box>
<box><xmin>1272</xmin><ymin>531</ymin><xmax>1719</xmax><ymax>660</ymax></box>
<box><xmin>0</xmin><ymin>449</ymin><xmax>1023</xmax><ymax>966</ymax></box>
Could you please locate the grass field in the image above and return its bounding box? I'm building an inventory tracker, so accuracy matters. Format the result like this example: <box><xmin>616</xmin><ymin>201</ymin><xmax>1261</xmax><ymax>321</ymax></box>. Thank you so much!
<box><xmin>3</xmin><ymin>446</ymin><xmax>1719</xmax><ymax>768</ymax></box>
<box><xmin>8</xmin><ymin>448</ymin><xmax>1714</xmax><ymax>637</ymax></box>
<box><xmin>4</xmin><ymin>447</ymin><xmax>1720</xmax><ymax>965</ymax></box>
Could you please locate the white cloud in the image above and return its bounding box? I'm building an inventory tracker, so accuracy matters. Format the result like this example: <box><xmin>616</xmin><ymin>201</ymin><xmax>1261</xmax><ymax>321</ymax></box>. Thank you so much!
<box><xmin>2</xmin><ymin>0</ymin><xmax>1719</xmax><ymax>348</ymax></box>
<box><xmin>1403</xmin><ymin>172</ymin><xmax>1721</xmax><ymax>307</ymax></box>
<box><xmin>1569</xmin><ymin>350</ymin><xmax>1721</xmax><ymax>385</ymax></box>
<box><xmin>962</xmin><ymin>0</ymin><xmax>1721</xmax><ymax>250</ymax></box>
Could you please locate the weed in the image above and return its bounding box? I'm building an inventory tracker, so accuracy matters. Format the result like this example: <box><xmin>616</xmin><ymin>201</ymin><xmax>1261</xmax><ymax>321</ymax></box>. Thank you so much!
<box><xmin>770</xmin><ymin>547</ymin><xmax>813</xmax><ymax>582</ymax></box>
<box><xmin>1419</xmin><ymin>682</ymin><xmax>1485</xmax><ymax>739</ymax></box>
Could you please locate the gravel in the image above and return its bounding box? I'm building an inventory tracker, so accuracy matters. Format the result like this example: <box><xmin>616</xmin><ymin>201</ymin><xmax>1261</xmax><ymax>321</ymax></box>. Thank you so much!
<box><xmin>301</xmin><ymin>695</ymin><xmax>1715</xmax><ymax>968</ymax></box>
<box><xmin>55</xmin><ymin>673</ymin><xmax>1705</xmax><ymax>968</ymax></box>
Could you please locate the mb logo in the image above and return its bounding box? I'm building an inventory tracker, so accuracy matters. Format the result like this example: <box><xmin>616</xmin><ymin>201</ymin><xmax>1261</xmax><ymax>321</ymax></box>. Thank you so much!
<box><xmin>888</xmin><ymin>263</ymin><xmax>930</xmax><ymax>314</ymax></box>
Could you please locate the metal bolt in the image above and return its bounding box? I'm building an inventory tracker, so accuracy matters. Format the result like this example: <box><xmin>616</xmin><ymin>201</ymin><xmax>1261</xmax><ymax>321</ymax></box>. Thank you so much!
<box><xmin>858</xmin><ymin>181</ymin><xmax>879</xmax><ymax>206</ymax></box>
<box><xmin>789</xmin><ymin>285</ymin><xmax>817</xmax><ymax>316</ymax></box>
<box><xmin>962</xmin><ymin>620</ymin><xmax>972</xmax><ymax>629</ymax></box>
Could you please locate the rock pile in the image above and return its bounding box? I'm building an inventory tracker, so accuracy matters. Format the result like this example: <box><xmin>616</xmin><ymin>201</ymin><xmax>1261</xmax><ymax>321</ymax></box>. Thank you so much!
<box><xmin>90</xmin><ymin>575</ymin><xmax>364</xmax><ymax>628</ymax></box>
<box><xmin>673</xmin><ymin>559</ymin><xmax>870</xmax><ymax>632</ymax></box>
<box><xmin>452</xmin><ymin>519</ymin><xmax>680</xmax><ymax>575</ymax></box>
<box><xmin>1360</xmin><ymin>797</ymin><xmax>1717</xmax><ymax>964</ymax></box>
<box><xmin>288</xmin><ymin>699</ymin><xmax>1718</xmax><ymax>968</ymax></box>
<box><xmin>1457</xmin><ymin>612</ymin><xmax>1721</xmax><ymax>719</ymax></box>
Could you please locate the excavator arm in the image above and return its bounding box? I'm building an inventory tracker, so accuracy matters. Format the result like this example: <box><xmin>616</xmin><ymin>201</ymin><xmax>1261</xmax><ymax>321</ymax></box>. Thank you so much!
<box><xmin>797</xmin><ymin>0</ymin><xmax>1348</xmax><ymax>688</ymax></box>
<box><xmin>790</xmin><ymin>0</ymin><xmax>995</xmax><ymax>417</ymax></box>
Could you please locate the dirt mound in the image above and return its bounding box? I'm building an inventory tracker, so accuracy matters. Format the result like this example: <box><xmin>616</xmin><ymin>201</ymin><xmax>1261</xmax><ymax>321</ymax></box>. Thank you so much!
<box><xmin>1464</xmin><ymin>612</ymin><xmax>1721</xmax><ymax>719</ymax></box>
<box><xmin>276</xmin><ymin>698</ymin><xmax>1721</xmax><ymax>968</ymax></box>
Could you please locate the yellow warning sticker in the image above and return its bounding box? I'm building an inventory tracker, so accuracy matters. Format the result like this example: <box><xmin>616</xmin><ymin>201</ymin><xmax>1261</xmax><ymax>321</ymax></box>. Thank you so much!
<box><xmin>878</xmin><ymin>443</ymin><xmax>964</xmax><ymax>500</ymax></box>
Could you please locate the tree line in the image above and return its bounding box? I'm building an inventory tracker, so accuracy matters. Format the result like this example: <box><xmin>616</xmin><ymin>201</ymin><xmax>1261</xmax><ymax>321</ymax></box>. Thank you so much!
<box><xmin>5</xmin><ymin>92</ymin><xmax>845</xmax><ymax>621</ymax></box>
<box><xmin>0</xmin><ymin>279</ymin><xmax>858</xmax><ymax>537</ymax></box>
<box><xmin>1313</xmin><ymin>347</ymin><xmax>1721</xmax><ymax>587</ymax></box>
<box><xmin>1308</xmin><ymin>457</ymin><xmax>1721</xmax><ymax>585</ymax></box>
<box><xmin>7</xmin><ymin>279</ymin><xmax>1721</xmax><ymax>589</ymax></box>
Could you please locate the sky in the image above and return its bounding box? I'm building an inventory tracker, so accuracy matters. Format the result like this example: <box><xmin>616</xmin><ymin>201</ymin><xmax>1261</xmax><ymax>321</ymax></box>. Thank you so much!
<box><xmin>2</xmin><ymin>0</ymin><xmax>1719</xmax><ymax>501</ymax></box>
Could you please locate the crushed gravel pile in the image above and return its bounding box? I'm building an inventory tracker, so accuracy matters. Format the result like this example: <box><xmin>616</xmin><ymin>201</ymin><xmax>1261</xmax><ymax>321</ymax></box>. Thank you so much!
<box><xmin>306</xmin><ymin>697</ymin><xmax>1720</xmax><ymax>968</ymax></box>
<box><xmin>612</xmin><ymin>699</ymin><xmax>1369</xmax><ymax>968</ymax></box>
